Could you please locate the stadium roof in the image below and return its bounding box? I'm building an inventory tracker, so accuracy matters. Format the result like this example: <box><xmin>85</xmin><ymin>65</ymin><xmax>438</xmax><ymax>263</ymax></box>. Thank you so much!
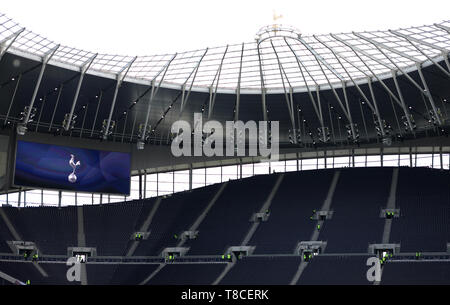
<box><xmin>1</xmin><ymin>13</ymin><xmax>450</xmax><ymax>95</ymax></box>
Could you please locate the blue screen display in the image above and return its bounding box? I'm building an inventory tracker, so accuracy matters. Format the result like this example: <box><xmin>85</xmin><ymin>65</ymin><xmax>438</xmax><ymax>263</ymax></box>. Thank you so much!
<box><xmin>14</xmin><ymin>140</ymin><xmax>131</xmax><ymax>195</ymax></box>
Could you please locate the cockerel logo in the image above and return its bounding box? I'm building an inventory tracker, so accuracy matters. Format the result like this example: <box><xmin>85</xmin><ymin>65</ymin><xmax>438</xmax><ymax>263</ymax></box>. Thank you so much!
<box><xmin>68</xmin><ymin>154</ymin><xmax>81</xmax><ymax>183</ymax></box>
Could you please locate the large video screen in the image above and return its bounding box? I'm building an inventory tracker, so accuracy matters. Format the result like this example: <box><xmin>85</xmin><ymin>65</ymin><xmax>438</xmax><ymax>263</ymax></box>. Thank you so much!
<box><xmin>14</xmin><ymin>140</ymin><xmax>131</xmax><ymax>195</ymax></box>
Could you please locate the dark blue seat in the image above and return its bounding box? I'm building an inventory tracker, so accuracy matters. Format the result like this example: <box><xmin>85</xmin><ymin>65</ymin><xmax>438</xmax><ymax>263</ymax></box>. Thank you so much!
<box><xmin>220</xmin><ymin>256</ymin><xmax>302</xmax><ymax>285</ymax></box>
<box><xmin>319</xmin><ymin>168</ymin><xmax>392</xmax><ymax>253</ymax></box>
<box><xmin>381</xmin><ymin>261</ymin><xmax>450</xmax><ymax>285</ymax></box>
<box><xmin>298</xmin><ymin>255</ymin><xmax>371</xmax><ymax>285</ymax></box>
<box><xmin>148</xmin><ymin>263</ymin><xmax>226</xmax><ymax>285</ymax></box>
<box><xmin>250</xmin><ymin>170</ymin><xmax>334</xmax><ymax>254</ymax></box>
<box><xmin>390</xmin><ymin>167</ymin><xmax>450</xmax><ymax>252</ymax></box>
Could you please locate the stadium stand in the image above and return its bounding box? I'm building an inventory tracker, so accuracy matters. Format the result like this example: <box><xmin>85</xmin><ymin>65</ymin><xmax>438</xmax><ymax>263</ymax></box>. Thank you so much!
<box><xmin>390</xmin><ymin>167</ymin><xmax>450</xmax><ymax>252</ymax></box>
<box><xmin>220</xmin><ymin>256</ymin><xmax>303</xmax><ymax>285</ymax></box>
<box><xmin>381</xmin><ymin>261</ymin><xmax>450</xmax><ymax>285</ymax></box>
<box><xmin>0</xmin><ymin>217</ymin><xmax>14</xmax><ymax>253</ymax></box>
<box><xmin>0</xmin><ymin>167</ymin><xmax>448</xmax><ymax>285</ymax></box>
<box><xmin>318</xmin><ymin>168</ymin><xmax>392</xmax><ymax>253</ymax></box>
<box><xmin>84</xmin><ymin>201</ymin><xmax>143</xmax><ymax>256</ymax></box>
<box><xmin>185</xmin><ymin>174</ymin><xmax>278</xmax><ymax>255</ymax></box>
<box><xmin>297</xmin><ymin>255</ymin><xmax>371</xmax><ymax>285</ymax></box>
<box><xmin>1</xmin><ymin>10</ymin><xmax>450</xmax><ymax>286</ymax></box>
<box><xmin>109</xmin><ymin>264</ymin><xmax>161</xmax><ymax>285</ymax></box>
<box><xmin>249</xmin><ymin>170</ymin><xmax>334</xmax><ymax>254</ymax></box>
<box><xmin>0</xmin><ymin>261</ymin><xmax>45</xmax><ymax>285</ymax></box>
<box><xmin>147</xmin><ymin>263</ymin><xmax>226</xmax><ymax>285</ymax></box>
<box><xmin>133</xmin><ymin>183</ymin><xmax>222</xmax><ymax>256</ymax></box>
<box><xmin>2</xmin><ymin>206</ymin><xmax>77</xmax><ymax>255</ymax></box>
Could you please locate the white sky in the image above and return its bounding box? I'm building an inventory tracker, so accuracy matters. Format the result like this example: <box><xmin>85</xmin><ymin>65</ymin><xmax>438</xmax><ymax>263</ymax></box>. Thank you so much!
<box><xmin>2</xmin><ymin>0</ymin><xmax>450</xmax><ymax>56</ymax></box>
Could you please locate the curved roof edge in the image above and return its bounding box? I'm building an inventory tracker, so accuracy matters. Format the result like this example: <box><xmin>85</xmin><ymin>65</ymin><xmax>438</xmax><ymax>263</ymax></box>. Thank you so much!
<box><xmin>1</xmin><ymin>13</ymin><xmax>450</xmax><ymax>94</ymax></box>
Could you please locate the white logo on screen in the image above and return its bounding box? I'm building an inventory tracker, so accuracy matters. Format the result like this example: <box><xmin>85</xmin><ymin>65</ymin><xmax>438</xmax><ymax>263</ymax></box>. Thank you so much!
<box><xmin>68</xmin><ymin>154</ymin><xmax>81</xmax><ymax>183</ymax></box>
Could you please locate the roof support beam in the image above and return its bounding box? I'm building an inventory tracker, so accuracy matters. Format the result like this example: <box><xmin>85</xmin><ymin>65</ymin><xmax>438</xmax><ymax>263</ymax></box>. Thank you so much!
<box><xmin>270</xmin><ymin>40</ymin><xmax>296</xmax><ymax>141</ymax></box>
<box><xmin>256</xmin><ymin>42</ymin><xmax>268</xmax><ymax>122</ymax></box>
<box><xmin>35</xmin><ymin>96</ymin><xmax>46</xmax><ymax>132</ymax></box>
<box><xmin>48</xmin><ymin>84</ymin><xmax>63</xmax><ymax>131</ymax></box>
<box><xmin>180</xmin><ymin>49</ymin><xmax>208</xmax><ymax>115</ymax></box>
<box><xmin>22</xmin><ymin>44</ymin><xmax>59</xmax><ymax>127</ymax></box>
<box><xmin>141</xmin><ymin>54</ymin><xmax>177</xmax><ymax>144</ymax></box>
<box><xmin>120</xmin><ymin>109</ymin><xmax>128</xmax><ymax>142</ymax></box>
<box><xmin>341</xmin><ymin>81</ymin><xmax>357</xmax><ymax>140</ymax></box>
<box><xmin>0</xmin><ymin>27</ymin><xmax>25</xmax><ymax>62</ymax></box>
<box><xmin>443</xmin><ymin>51</ymin><xmax>450</xmax><ymax>73</ymax></box>
<box><xmin>65</xmin><ymin>53</ymin><xmax>97</xmax><ymax>131</ymax></box>
<box><xmin>353</xmin><ymin>32</ymin><xmax>421</xmax><ymax>62</ymax></box>
<box><xmin>90</xmin><ymin>91</ymin><xmax>103</xmax><ymax>138</ymax></box>
<box><xmin>261</xmin><ymin>88</ymin><xmax>268</xmax><ymax>122</ymax></box>
<box><xmin>103</xmin><ymin>56</ymin><xmax>137</xmax><ymax>140</ymax></box>
<box><xmin>208</xmin><ymin>45</ymin><xmax>229</xmax><ymax>119</ymax></box>
<box><xmin>392</xmin><ymin>70</ymin><xmax>415</xmax><ymax>132</ymax></box>
<box><xmin>3</xmin><ymin>73</ymin><xmax>21</xmax><ymax>126</ymax></box>
<box><xmin>355</xmin><ymin>33</ymin><xmax>442</xmax><ymax>126</ymax></box>
<box><xmin>433</xmin><ymin>24</ymin><xmax>450</xmax><ymax>71</ymax></box>
<box><xmin>208</xmin><ymin>86</ymin><xmax>213</xmax><ymax>117</ymax></box>
<box><xmin>314</xmin><ymin>36</ymin><xmax>375</xmax><ymax>112</ymax></box>
<box><xmin>389</xmin><ymin>29</ymin><xmax>449</xmax><ymax>53</ymax></box>
<box><xmin>284</xmin><ymin>38</ymin><xmax>327</xmax><ymax>140</ymax></box>
<box><xmin>288</xmin><ymin>87</ymin><xmax>297</xmax><ymax>142</ymax></box>
<box><xmin>315</xmin><ymin>85</ymin><xmax>329</xmax><ymax>143</ymax></box>
<box><xmin>367</xmin><ymin>78</ymin><xmax>385</xmax><ymax>136</ymax></box>
<box><xmin>80</xmin><ymin>104</ymin><xmax>88</xmax><ymax>138</ymax></box>
<box><xmin>234</xmin><ymin>43</ymin><xmax>244</xmax><ymax>122</ymax></box>
<box><xmin>297</xmin><ymin>37</ymin><xmax>345</xmax><ymax>80</ymax></box>
<box><xmin>331</xmin><ymin>34</ymin><xmax>411</xmax><ymax>110</ymax></box>
<box><xmin>334</xmin><ymin>32</ymin><xmax>419</xmax><ymax>133</ymax></box>
<box><xmin>434</xmin><ymin>23</ymin><xmax>450</xmax><ymax>34</ymax></box>
<box><xmin>129</xmin><ymin>109</ymin><xmax>138</xmax><ymax>142</ymax></box>
<box><xmin>353</xmin><ymin>32</ymin><xmax>427</xmax><ymax>92</ymax></box>
<box><xmin>314</xmin><ymin>35</ymin><xmax>385</xmax><ymax>136</ymax></box>
<box><xmin>283</xmin><ymin>38</ymin><xmax>319</xmax><ymax>88</ymax></box>
<box><xmin>389</xmin><ymin>30</ymin><xmax>450</xmax><ymax>77</ymax></box>
<box><xmin>416</xmin><ymin>63</ymin><xmax>443</xmax><ymax>125</ymax></box>
<box><xmin>295</xmin><ymin>38</ymin><xmax>356</xmax><ymax>139</ymax></box>
<box><xmin>314</xmin><ymin>86</ymin><xmax>324</xmax><ymax>130</ymax></box>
